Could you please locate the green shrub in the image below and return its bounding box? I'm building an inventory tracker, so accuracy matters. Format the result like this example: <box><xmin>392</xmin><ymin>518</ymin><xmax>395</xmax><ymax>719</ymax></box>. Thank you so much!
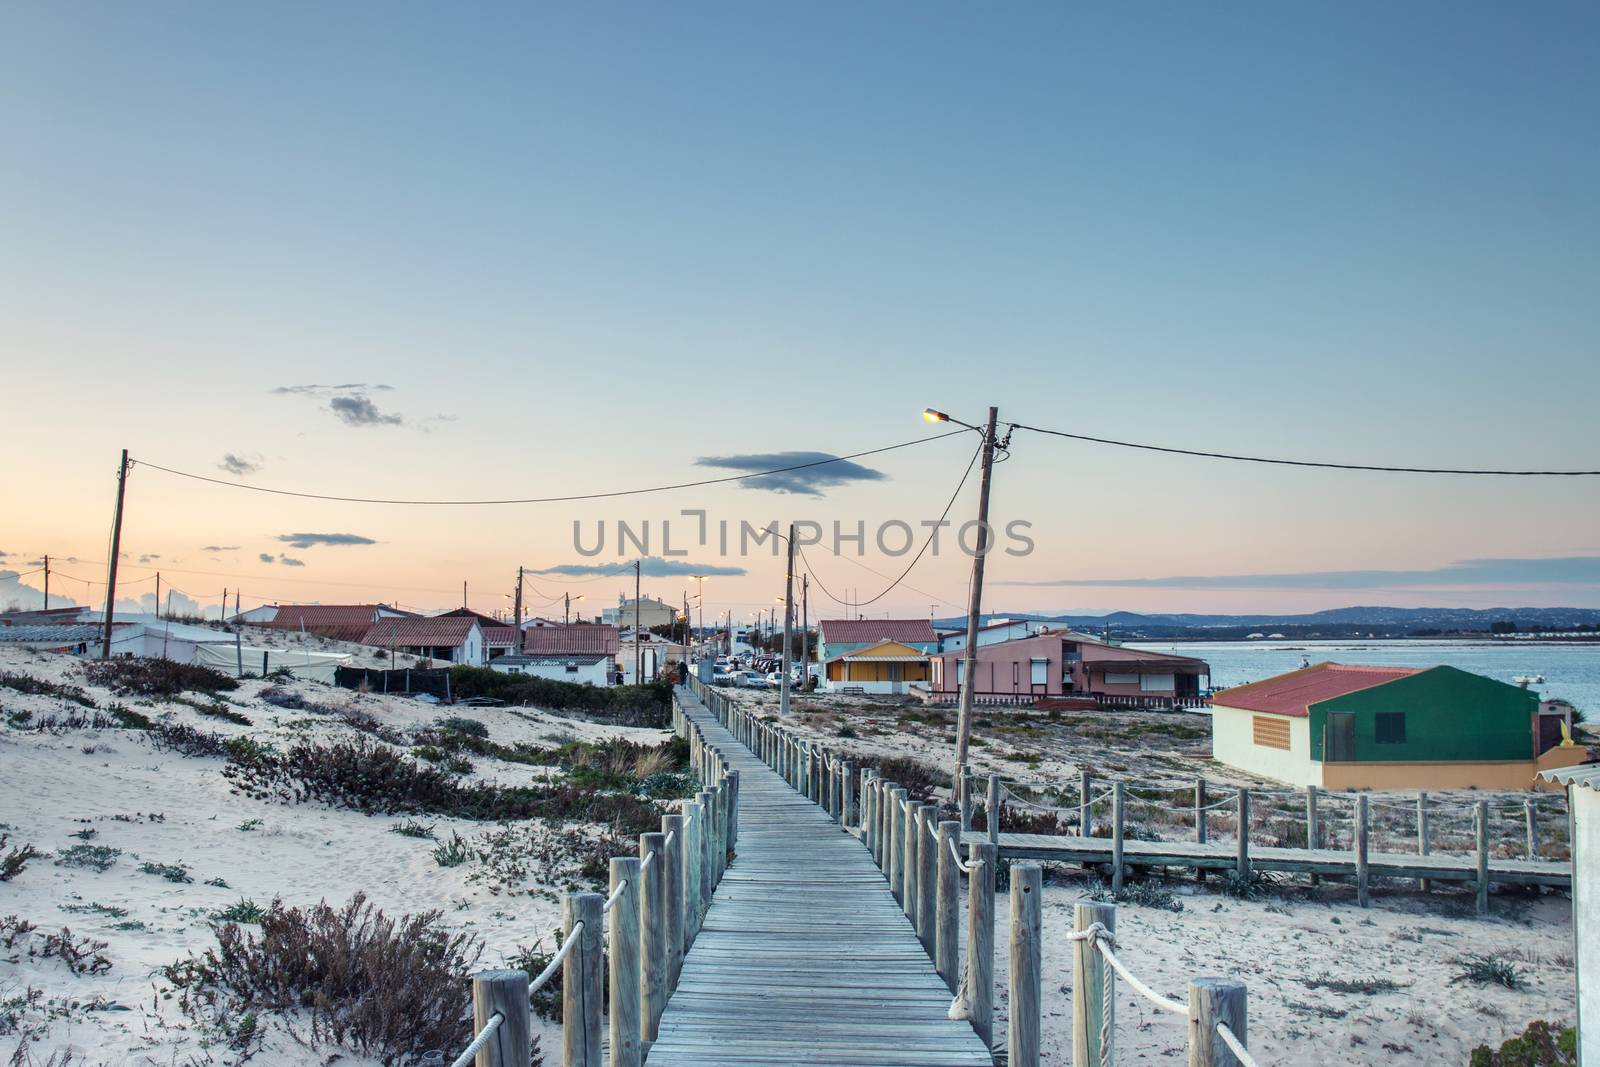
<box><xmin>432</xmin><ymin>832</ymin><xmax>473</xmax><ymax>867</ymax></box>
<box><xmin>83</xmin><ymin>657</ymin><xmax>238</xmax><ymax>697</ymax></box>
<box><xmin>447</xmin><ymin>666</ymin><xmax>671</xmax><ymax>726</ymax></box>
<box><xmin>388</xmin><ymin>819</ymin><xmax>435</xmax><ymax>839</ymax></box>
<box><xmin>1455</xmin><ymin>953</ymin><xmax>1526</xmax><ymax>990</ymax></box>
<box><xmin>57</xmin><ymin>845</ymin><xmax>120</xmax><ymax>872</ymax></box>
<box><xmin>1470</xmin><ymin>1020</ymin><xmax>1576</xmax><ymax>1066</ymax></box>
<box><xmin>2</xmin><ymin>834</ymin><xmax>41</xmax><ymax>881</ymax></box>
<box><xmin>139</xmin><ymin>861</ymin><xmax>193</xmax><ymax>883</ymax></box>
<box><xmin>0</xmin><ymin>672</ymin><xmax>97</xmax><ymax>707</ymax></box>
<box><xmin>212</xmin><ymin>899</ymin><xmax>266</xmax><ymax>923</ymax></box>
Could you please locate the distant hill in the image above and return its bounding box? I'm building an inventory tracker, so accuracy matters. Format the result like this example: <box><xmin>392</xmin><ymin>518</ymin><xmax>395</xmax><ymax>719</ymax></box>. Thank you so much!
<box><xmin>931</xmin><ymin>606</ymin><xmax>1600</xmax><ymax>640</ymax></box>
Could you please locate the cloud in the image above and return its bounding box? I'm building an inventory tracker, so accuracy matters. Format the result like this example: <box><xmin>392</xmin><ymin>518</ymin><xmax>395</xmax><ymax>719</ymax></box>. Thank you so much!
<box><xmin>329</xmin><ymin>394</ymin><xmax>403</xmax><ymax>427</ymax></box>
<box><xmin>137</xmin><ymin>553</ymin><xmax>161</xmax><ymax>564</ymax></box>
<box><xmin>0</xmin><ymin>550</ymin><xmax>8</xmax><ymax>558</ymax></box>
<box><xmin>0</xmin><ymin>569</ymin><xmax>82</xmax><ymax>611</ymax></box>
<box><xmin>694</xmin><ymin>452</ymin><xmax>887</xmax><ymax>496</ymax></box>
<box><xmin>280</xmin><ymin>557</ymin><xmax>306</xmax><ymax>567</ymax></box>
<box><xmin>532</xmin><ymin>557</ymin><xmax>747</xmax><ymax>578</ymax></box>
<box><xmin>272</xmin><ymin>383</ymin><xmax>394</xmax><ymax>396</ymax></box>
<box><xmin>219</xmin><ymin>453</ymin><xmax>262</xmax><ymax>476</ymax></box>
<box><xmin>994</xmin><ymin>556</ymin><xmax>1600</xmax><ymax>591</ymax></box>
<box><xmin>275</xmin><ymin>532</ymin><xmax>378</xmax><ymax>549</ymax></box>
<box><xmin>259</xmin><ymin>553</ymin><xmax>276</xmax><ymax>564</ymax></box>
<box><xmin>200</xmin><ymin>545</ymin><xmax>241</xmax><ymax>553</ymax></box>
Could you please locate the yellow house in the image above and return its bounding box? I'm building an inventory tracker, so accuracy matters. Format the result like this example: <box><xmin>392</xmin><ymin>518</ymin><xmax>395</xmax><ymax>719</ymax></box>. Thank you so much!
<box><xmin>824</xmin><ymin>640</ymin><xmax>931</xmax><ymax>695</ymax></box>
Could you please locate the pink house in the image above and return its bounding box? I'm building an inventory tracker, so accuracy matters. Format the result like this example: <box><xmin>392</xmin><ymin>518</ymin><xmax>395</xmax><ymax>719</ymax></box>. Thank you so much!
<box><xmin>927</xmin><ymin>630</ymin><xmax>1210</xmax><ymax>707</ymax></box>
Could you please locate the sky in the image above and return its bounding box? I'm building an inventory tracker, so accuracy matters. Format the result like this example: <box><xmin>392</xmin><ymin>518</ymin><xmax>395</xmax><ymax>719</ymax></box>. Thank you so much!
<box><xmin>2</xmin><ymin>2</ymin><xmax>1597</xmax><ymax>622</ymax></box>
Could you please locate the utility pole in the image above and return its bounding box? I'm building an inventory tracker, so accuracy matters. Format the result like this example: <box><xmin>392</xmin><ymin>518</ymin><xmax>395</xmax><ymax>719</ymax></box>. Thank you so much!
<box><xmin>234</xmin><ymin>589</ymin><xmax>240</xmax><ymax>621</ymax></box>
<box><xmin>564</xmin><ymin>591</ymin><xmax>572</xmax><ymax>626</ymax></box>
<box><xmin>462</xmin><ymin>580</ymin><xmax>467</xmax><ymax>609</ymax></box>
<box><xmin>634</xmin><ymin>559</ymin><xmax>642</xmax><ymax>685</ymax></box>
<box><xmin>801</xmin><ymin>573</ymin><xmax>809</xmax><ymax>690</ymax></box>
<box><xmin>953</xmin><ymin>406</ymin><xmax>1000</xmax><ymax>791</ymax></box>
<box><xmin>42</xmin><ymin>555</ymin><xmax>49</xmax><ymax>610</ymax></box>
<box><xmin>154</xmin><ymin>572</ymin><xmax>159</xmax><ymax>620</ymax></box>
<box><xmin>100</xmin><ymin>449</ymin><xmax>129</xmax><ymax>660</ymax></box>
<box><xmin>781</xmin><ymin>523</ymin><xmax>795</xmax><ymax>716</ymax></box>
<box><xmin>514</xmin><ymin>566</ymin><xmax>523</xmax><ymax>629</ymax></box>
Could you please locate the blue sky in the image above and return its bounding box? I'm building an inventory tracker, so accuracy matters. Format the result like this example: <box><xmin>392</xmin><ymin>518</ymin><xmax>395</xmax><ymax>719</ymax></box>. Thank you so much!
<box><xmin>2</xmin><ymin>2</ymin><xmax>1596</xmax><ymax>618</ymax></box>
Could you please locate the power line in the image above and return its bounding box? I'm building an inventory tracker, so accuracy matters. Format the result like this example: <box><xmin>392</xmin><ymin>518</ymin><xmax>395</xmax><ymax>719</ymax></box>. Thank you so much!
<box><xmin>1009</xmin><ymin>422</ymin><xmax>1600</xmax><ymax>476</ymax></box>
<box><xmin>797</xmin><ymin>440</ymin><xmax>982</xmax><ymax>611</ymax></box>
<box><xmin>129</xmin><ymin>431</ymin><xmax>967</xmax><ymax>505</ymax></box>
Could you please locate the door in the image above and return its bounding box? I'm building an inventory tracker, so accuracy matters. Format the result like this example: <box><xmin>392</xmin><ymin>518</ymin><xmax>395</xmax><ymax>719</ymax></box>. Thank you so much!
<box><xmin>1326</xmin><ymin>712</ymin><xmax>1356</xmax><ymax>762</ymax></box>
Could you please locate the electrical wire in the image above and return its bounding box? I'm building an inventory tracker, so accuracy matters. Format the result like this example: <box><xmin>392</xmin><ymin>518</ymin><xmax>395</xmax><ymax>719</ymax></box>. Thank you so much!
<box><xmin>797</xmin><ymin>439</ymin><xmax>982</xmax><ymax>610</ymax></box>
<box><xmin>1010</xmin><ymin>422</ymin><xmax>1600</xmax><ymax>476</ymax></box>
<box><xmin>129</xmin><ymin>431</ymin><xmax>967</xmax><ymax>505</ymax></box>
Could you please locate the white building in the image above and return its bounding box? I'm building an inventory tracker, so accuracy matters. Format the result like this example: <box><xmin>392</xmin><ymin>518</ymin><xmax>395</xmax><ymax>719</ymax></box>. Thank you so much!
<box><xmin>491</xmin><ymin>653</ymin><xmax>611</xmax><ymax>687</ymax></box>
<box><xmin>602</xmin><ymin>597</ymin><xmax>680</xmax><ymax>631</ymax></box>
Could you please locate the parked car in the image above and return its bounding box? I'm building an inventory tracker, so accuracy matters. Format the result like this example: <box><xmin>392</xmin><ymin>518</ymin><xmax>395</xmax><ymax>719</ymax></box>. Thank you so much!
<box><xmin>735</xmin><ymin>671</ymin><xmax>768</xmax><ymax>688</ymax></box>
<box><xmin>765</xmin><ymin>671</ymin><xmax>785</xmax><ymax>687</ymax></box>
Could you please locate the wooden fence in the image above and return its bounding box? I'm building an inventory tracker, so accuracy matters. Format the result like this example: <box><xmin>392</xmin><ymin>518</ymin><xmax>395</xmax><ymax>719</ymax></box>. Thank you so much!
<box><xmin>445</xmin><ymin>702</ymin><xmax>737</xmax><ymax>1067</ymax></box>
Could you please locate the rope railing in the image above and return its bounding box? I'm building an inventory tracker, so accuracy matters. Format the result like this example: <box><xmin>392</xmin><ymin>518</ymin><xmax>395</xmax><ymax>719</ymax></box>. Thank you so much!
<box><xmin>529</xmin><ymin>921</ymin><xmax>584</xmax><ymax>994</ymax></box>
<box><xmin>1218</xmin><ymin>1022</ymin><xmax>1262</xmax><ymax>1067</ymax></box>
<box><xmin>446</xmin><ymin>1010</ymin><xmax>504</xmax><ymax>1067</ymax></box>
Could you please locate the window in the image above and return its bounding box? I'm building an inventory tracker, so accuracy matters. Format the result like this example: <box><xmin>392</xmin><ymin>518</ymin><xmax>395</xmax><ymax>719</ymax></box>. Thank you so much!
<box><xmin>1375</xmin><ymin>712</ymin><xmax>1406</xmax><ymax>744</ymax></box>
<box><xmin>1252</xmin><ymin>715</ymin><xmax>1290</xmax><ymax>750</ymax></box>
<box><xmin>565</xmin><ymin>662</ymin><xmax>579</xmax><ymax>674</ymax></box>
<box><xmin>1140</xmin><ymin>672</ymin><xmax>1176</xmax><ymax>692</ymax></box>
<box><xmin>1030</xmin><ymin>658</ymin><xmax>1048</xmax><ymax>685</ymax></box>
<box><xmin>1105</xmin><ymin>670</ymin><xmax>1139</xmax><ymax>685</ymax></box>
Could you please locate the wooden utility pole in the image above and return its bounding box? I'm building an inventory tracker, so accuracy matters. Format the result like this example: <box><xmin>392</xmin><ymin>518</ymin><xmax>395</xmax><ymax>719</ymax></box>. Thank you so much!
<box><xmin>801</xmin><ymin>573</ymin><xmax>809</xmax><ymax>689</ymax></box>
<box><xmin>514</xmin><ymin>566</ymin><xmax>523</xmax><ymax>629</ymax></box>
<box><xmin>462</xmin><ymin>580</ymin><xmax>467</xmax><ymax>608</ymax></box>
<box><xmin>953</xmin><ymin>406</ymin><xmax>999</xmax><ymax>789</ymax></box>
<box><xmin>781</xmin><ymin>523</ymin><xmax>795</xmax><ymax>716</ymax></box>
<box><xmin>634</xmin><ymin>558</ymin><xmax>642</xmax><ymax>684</ymax></box>
<box><xmin>42</xmin><ymin>555</ymin><xmax>49</xmax><ymax>610</ymax></box>
<box><xmin>154</xmin><ymin>572</ymin><xmax>159</xmax><ymax>620</ymax></box>
<box><xmin>100</xmin><ymin>449</ymin><xmax>129</xmax><ymax>659</ymax></box>
<box><xmin>564</xmin><ymin>591</ymin><xmax>572</xmax><ymax>625</ymax></box>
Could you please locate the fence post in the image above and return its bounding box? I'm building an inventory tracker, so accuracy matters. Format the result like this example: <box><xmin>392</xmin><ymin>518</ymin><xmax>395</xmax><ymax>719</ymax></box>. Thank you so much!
<box><xmin>1071</xmin><ymin>901</ymin><xmax>1114</xmax><ymax>1067</ymax></box>
<box><xmin>864</xmin><ymin>773</ymin><xmax>879</xmax><ymax>856</ymax></box>
<box><xmin>935</xmin><ymin>819</ymin><xmax>960</xmax><ymax>993</ymax></box>
<box><xmin>1418</xmin><ymin>792</ymin><xmax>1431</xmax><ymax>892</ymax></box>
<box><xmin>1112</xmin><ymin>781</ymin><xmax>1126</xmax><ymax>892</ymax></box>
<box><xmin>1526</xmin><ymin>798</ymin><xmax>1539</xmax><ymax>861</ymax></box>
<box><xmin>918</xmin><ymin>803</ymin><xmax>938</xmax><ymax>955</ymax></box>
<box><xmin>888</xmin><ymin>787</ymin><xmax>907</xmax><ymax>900</ymax></box>
<box><xmin>726</xmin><ymin>769</ymin><xmax>740</xmax><ymax>852</ymax></box>
<box><xmin>660</xmin><ymin>814</ymin><xmax>685</xmax><ymax>984</ymax></box>
<box><xmin>902</xmin><ymin>795</ymin><xmax>919</xmax><ymax>923</ymax></box>
<box><xmin>1355</xmin><ymin>793</ymin><xmax>1369</xmax><ymax>908</ymax></box>
<box><xmin>1235</xmin><ymin>789</ymin><xmax>1250</xmax><ymax>881</ymax></box>
<box><xmin>1476</xmin><ymin>799</ymin><xmax>1490</xmax><ymax>915</ymax></box>
<box><xmin>960</xmin><ymin>768</ymin><xmax>974</xmax><ymax>831</ymax></box>
<box><xmin>1195</xmin><ymin>777</ymin><xmax>1208</xmax><ymax>844</ymax></box>
<box><xmin>1008</xmin><ymin>863</ymin><xmax>1043</xmax><ymax>1067</ymax></box>
<box><xmin>1188</xmin><ymin>977</ymin><xmax>1247</xmax><ymax>1067</ymax></box>
<box><xmin>1079</xmin><ymin>769</ymin><xmax>1092</xmax><ymax>836</ymax></box>
<box><xmin>714</xmin><ymin>781</ymin><xmax>729</xmax><ymax>883</ymax></box>
<box><xmin>608</xmin><ymin>858</ymin><xmax>641</xmax><ymax>1067</ymax></box>
<box><xmin>695</xmin><ymin>790</ymin><xmax>715</xmax><ymax>917</ymax></box>
<box><xmin>471</xmin><ymin>970</ymin><xmax>531</xmax><ymax>1067</ymax></box>
<box><xmin>562</xmin><ymin>892</ymin><xmax>604</xmax><ymax>1067</ymax></box>
<box><xmin>968</xmin><ymin>841</ymin><xmax>998</xmax><ymax>1051</ymax></box>
<box><xmin>987</xmin><ymin>774</ymin><xmax>1002</xmax><ymax>846</ymax></box>
<box><xmin>842</xmin><ymin>761</ymin><xmax>854</xmax><ymax>831</ymax></box>
<box><xmin>639</xmin><ymin>832</ymin><xmax>667</xmax><ymax>1040</ymax></box>
<box><xmin>1305</xmin><ymin>785</ymin><xmax>1319</xmax><ymax>888</ymax></box>
<box><xmin>682</xmin><ymin>798</ymin><xmax>703</xmax><ymax>942</ymax></box>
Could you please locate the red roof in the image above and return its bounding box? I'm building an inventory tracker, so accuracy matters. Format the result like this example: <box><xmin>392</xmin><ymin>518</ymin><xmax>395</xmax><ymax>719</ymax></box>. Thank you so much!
<box><xmin>1213</xmin><ymin>662</ymin><xmax>1421</xmax><ymax>718</ymax></box>
<box><xmin>267</xmin><ymin>604</ymin><xmax>401</xmax><ymax>642</ymax></box>
<box><xmin>484</xmin><ymin>626</ymin><xmax>519</xmax><ymax>647</ymax></box>
<box><xmin>363</xmin><ymin>616</ymin><xmax>481</xmax><ymax>649</ymax></box>
<box><xmin>523</xmin><ymin>624</ymin><xmax>620</xmax><ymax>656</ymax></box>
<box><xmin>819</xmin><ymin>619</ymin><xmax>937</xmax><ymax>646</ymax></box>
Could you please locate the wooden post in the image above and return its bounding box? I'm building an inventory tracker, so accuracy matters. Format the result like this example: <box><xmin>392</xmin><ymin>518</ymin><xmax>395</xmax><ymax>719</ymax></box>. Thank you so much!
<box><xmin>1476</xmin><ymin>799</ymin><xmax>1490</xmax><ymax>915</ymax></box>
<box><xmin>1112</xmin><ymin>781</ymin><xmax>1126</xmax><ymax>892</ymax></box>
<box><xmin>967</xmin><ymin>840</ymin><xmax>998</xmax><ymax>1050</ymax></box>
<box><xmin>1302</xmin><ymin>785</ymin><xmax>1319</xmax><ymax>887</ymax></box>
<box><xmin>660</xmin><ymin>813</ymin><xmax>685</xmax><ymax>984</ymax></box>
<box><xmin>726</xmin><ymin>769</ymin><xmax>740</xmax><ymax>851</ymax></box>
<box><xmin>1072</xmin><ymin>901</ymin><xmax>1115</xmax><ymax>1067</ymax></box>
<box><xmin>1355</xmin><ymin>793</ymin><xmax>1369</xmax><ymax>908</ymax></box>
<box><xmin>1195</xmin><ymin>776</ymin><xmax>1208</xmax><ymax>843</ymax></box>
<box><xmin>608</xmin><ymin>859</ymin><xmax>641</xmax><ymax>1067</ymax></box>
<box><xmin>683</xmin><ymin>799</ymin><xmax>703</xmax><ymax>941</ymax></box>
<box><xmin>902</xmin><ymin>795</ymin><xmax>918</xmax><ymax>922</ymax></box>
<box><xmin>841</xmin><ymin>761</ymin><xmax>854</xmax><ymax>831</ymax></box>
<box><xmin>888</xmin><ymin>787</ymin><xmax>907</xmax><ymax>900</ymax></box>
<box><xmin>562</xmin><ymin>892</ymin><xmax>603</xmax><ymax>1067</ymax></box>
<box><xmin>987</xmin><ymin>774</ymin><xmax>1002</xmax><ymax>845</ymax></box>
<box><xmin>639</xmin><ymin>832</ymin><xmax>667</xmax><ymax>1039</ymax></box>
<box><xmin>1235</xmin><ymin>789</ymin><xmax>1250</xmax><ymax>881</ymax></box>
<box><xmin>959</xmin><ymin>767</ymin><xmax>974</xmax><ymax>831</ymax></box>
<box><xmin>1188</xmin><ymin>977</ymin><xmax>1248</xmax><ymax>1067</ymax></box>
<box><xmin>1008</xmin><ymin>864</ymin><xmax>1043</xmax><ymax>1067</ymax></box>
<box><xmin>471</xmin><ymin>970</ymin><xmax>531</xmax><ymax>1067</ymax></box>
<box><xmin>1418</xmin><ymin>791</ymin><xmax>1431</xmax><ymax>892</ymax></box>
<box><xmin>864</xmin><ymin>773</ymin><xmax>878</xmax><ymax>856</ymax></box>
<box><xmin>1526</xmin><ymin>798</ymin><xmax>1539</xmax><ymax>861</ymax></box>
<box><xmin>1079</xmin><ymin>769</ymin><xmax>1092</xmax><ymax>836</ymax></box>
<box><xmin>935</xmin><ymin>820</ymin><xmax>960</xmax><ymax>993</ymax></box>
<box><xmin>918</xmin><ymin>804</ymin><xmax>938</xmax><ymax>955</ymax></box>
<box><xmin>696</xmin><ymin>790</ymin><xmax>715</xmax><ymax>916</ymax></box>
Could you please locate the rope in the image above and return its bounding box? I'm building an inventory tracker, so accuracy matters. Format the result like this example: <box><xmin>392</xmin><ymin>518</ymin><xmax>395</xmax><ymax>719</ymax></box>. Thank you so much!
<box><xmin>448</xmin><ymin>1012</ymin><xmax>504</xmax><ymax>1067</ymax></box>
<box><xmin>528</xmin><ymin>921</ymin><xmax>585</xmax><ymax>995</ymax></box>
<box><xmin>639</xmin><ymin>849</ymin><xmax>656</xmax><ymax>871</ymax></box>
<box><xmin>947</xmin><ymin>835</ymin><xmax>975</xmax><ymax>873</ymax></box>
<box><xmin>1065</xmin><ymin>925</ymin><xmax>1187</xmax><ymax>1017</ymax></box>
<box><xmin>604</xmin><ymin>879</ymin><xmax>629</xmax><ymax>911</ymax></box>
<box><xmin>1217</xmin><ymin>1021</ymin><xmax>1262</xmax><ymax>1067</ymax></box>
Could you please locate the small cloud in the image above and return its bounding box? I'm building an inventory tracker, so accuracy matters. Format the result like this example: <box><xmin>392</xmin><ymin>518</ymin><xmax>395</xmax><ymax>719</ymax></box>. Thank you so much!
<box><xmin>329</xmin><ymin>395</ymin><xmax>403</xmax><ymax>427</ymax></box>
<box><xmin>280</xmin><ymin>556</ymin><xmax>306</xmax><ymax>567</ymax></box>
<box><xmin>272</xmin><ymin>383</ymin><xmax>394</xmax><ymax>396</ymax></box>
<box><xmin>259</xmin><ymin>553</ymin><xmax>277</xmax><ymax>564</ymax></box>
<box><xmin>219</xmin><ymin>453</ymin><xmax>262</xmax><ymax>476</ymax></box>
<box><xmin>533</xmin><ymin>557</ymin><xmax>747</xmax><ymax>578</ymax></box>
<box><xmin>138</xmin><ymin>553</ymin><xmax>161</xmax><ymax>564</ymax></box>
<box><xmin>201</xmin><ymin>545</ymin><xmax>241</xmax><ymax>553</ymax></box>
<box><xmin>694</xmin><ymin>452</ymin><xmax>888</xmax><ymax>497</ymax></box>
<box><xmin>275</xmin><ymin>532</ymin><xmax>378</xmax><ymax>549</ymax></box>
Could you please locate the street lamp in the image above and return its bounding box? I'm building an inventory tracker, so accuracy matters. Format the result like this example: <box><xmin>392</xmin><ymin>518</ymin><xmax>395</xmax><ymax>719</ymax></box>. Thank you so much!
<box><xmin>564</xmin><ymin>593</ymin><xmax>585</xmax><ymax>625</ymax></box>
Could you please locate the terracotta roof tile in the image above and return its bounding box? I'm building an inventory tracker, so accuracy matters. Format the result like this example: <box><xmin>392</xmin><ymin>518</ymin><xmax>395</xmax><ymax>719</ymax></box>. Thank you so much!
<box><xmin>818</xmin><ymin>619</ymin><xmax>937</xmax><ymax>646</ymax></box>
<box><xmin>1213</xmin><ymin>662</ymin><xmax>1420</xmax><ymax>718</ymax></box>
<box><xmin>363</xmin><ymin>616</ymin><xmax>480</xmax><ymax>648</ymax></box>
<box><xmin>523</xmin><ymin>624</ymin><xmax>620</xmax><ymax>656</ymax></box>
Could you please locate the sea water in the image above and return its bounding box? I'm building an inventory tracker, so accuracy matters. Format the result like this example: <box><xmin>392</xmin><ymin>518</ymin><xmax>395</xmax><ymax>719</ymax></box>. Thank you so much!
<box><xmin>1126</xmin><ymin>639</ymin><xmax>1600</xmax><ymax>716</ymax></box>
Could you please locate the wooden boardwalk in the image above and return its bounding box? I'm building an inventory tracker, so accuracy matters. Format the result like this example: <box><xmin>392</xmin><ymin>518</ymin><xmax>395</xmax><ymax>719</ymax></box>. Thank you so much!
<box><xmin>648</xmin><ymin>692</ymin><xmax>993</xmax><ymax>1067</ymax></box>
<box><xmin>967</xmin><ymin>831</ymin><xmax>1571</xmax><ymax>888</ymax></box>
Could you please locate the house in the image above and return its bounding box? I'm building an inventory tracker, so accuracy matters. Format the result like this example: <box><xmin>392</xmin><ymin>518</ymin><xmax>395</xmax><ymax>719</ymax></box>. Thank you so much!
<box><xmin>937</xmin><ymin>618</ymin><xmax>1048</xmax><ymax>654</ymax></box>
<box><xmin>437</xmin><ymin>608</ymin><xmax>520</xmax><ymax>660</ymax></box>
<box><xmin>265</xmin><ymin>604</ymin><xmax>410</xmax><ymax>642</ymax></box>
<box><xmin>362</xmin><ymin>616</ymin><xmax>485</xmax><ymax>666</ymax></box>
<box><xmin>1212</xmin><ymin>662</ymin><xmax>1592</xmax><ymax>790</ymax></box>
<box><xmin>601</xmin><ymin>597</ymin><xmax>680</xmax><ymax>631</ymax></box>
<box><xmin>522</xmin><ymin>624</ymin><xmax>621</xmax><ymax>682</ymax></box>
<box><xmin>823</xmin><ymin>640</ymin><xmax>931</xmax><ymax>695</ymax></box>
<box><xmin>1539</xmin><ymin>763</ymin><xmax>1600</xmax><ymax>1060</ymax></box>
<box><xmin>815</xmin><ymin>619</ymin><xmax>938</xmax><ymax>667</ymax></box>
<box><xmin>926</xmin><ymin>631</ymin><xmax>1209</xmax><ymax>706</ymax></box>
<box><xmin>491</xmin><ymin>653</ymin><xmax>612</xmax><ymax>687</ymax></box>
